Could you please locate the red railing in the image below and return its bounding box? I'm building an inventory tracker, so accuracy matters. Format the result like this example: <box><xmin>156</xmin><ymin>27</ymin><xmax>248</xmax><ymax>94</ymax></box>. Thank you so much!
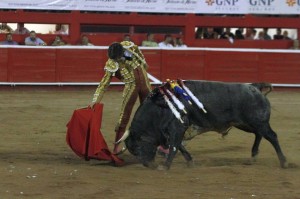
<box><xmin>1</xmin><ymin>47</ymin><xmax>300</xmax><ymax>85</ymax></box>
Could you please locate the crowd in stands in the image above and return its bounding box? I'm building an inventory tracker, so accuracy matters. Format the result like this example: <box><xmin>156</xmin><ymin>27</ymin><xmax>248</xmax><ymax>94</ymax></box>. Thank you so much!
<box><xmin>123</xmin><ymin>33</ymin><xmax>187</xmax><ymax>48</ymax></box>
<box><xmin>0</xmin><ymin>23</ymin><xmax>298</xmax><ymax>49</ymax></box>
<box><xmin>195</xmin><ymin>27</ymin><xmax>294</xmax><ymax>41</ymax></box>
<box><xmin>194</xmin><ymin>27</ymin><xmax>299</xmax><ymax>49</ymax></box>
<box><xmin>0</xmin><ymin>23</ymin><xmax>188</xmax><ymax>47</ymax></box>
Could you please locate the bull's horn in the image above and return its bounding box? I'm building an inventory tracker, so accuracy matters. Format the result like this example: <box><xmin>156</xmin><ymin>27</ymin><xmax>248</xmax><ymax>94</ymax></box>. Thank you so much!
<box><xmin>115</xmin><ymin>130</ymin><xmax>130</xmax><ymax>144</ymax></box>
<box><xmin>114</xmin><ymin>146</ymin><xmax>127</xmax><ymax>155</ymax></box>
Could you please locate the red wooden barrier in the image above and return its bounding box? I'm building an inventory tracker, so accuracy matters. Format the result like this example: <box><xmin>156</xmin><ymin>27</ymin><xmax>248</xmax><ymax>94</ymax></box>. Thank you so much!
<box><xmin>142</xmin><ymin>49</ymin><xmax>162</xmax><ymax>81</ymax></box>
<box><xmin>161</xmin><ymin>50</ymin><xmax>205</xmax><ymax>80</ymax></box>
<box><xmin>0</xmin><ymin>48</ymin><xmax>8</xmax><ymax>81</ymax></box>
<box><xmin>56</xmin><ymin>48</ymin><xmax>105</xmax><ymax>82</ymax></box>
<box><xmin>7</xmin><ymin>48</ymin><xmax>56</xmax><ymax>82</ymax></box>
<box><xmin>1</xmin><ymin>47</ymin><xmax>300</xmax><ymax>85</ymax></box>
<box><xmin>205</xmin><ymin>51</ymin><xmax>260</xmax><ymax>82</ymax></box>
<box><xmin>260</xmin><ymin>52</ymin><xmax>300</xmax><ymax>84</ymax></box>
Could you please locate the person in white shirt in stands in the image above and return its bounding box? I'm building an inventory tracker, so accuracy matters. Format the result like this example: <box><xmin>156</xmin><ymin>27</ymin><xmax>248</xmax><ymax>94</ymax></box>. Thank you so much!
<box><xmin>25</xmin><ymin>31</ymin><xmax>46</xmax><ymax>46</ymax></box>
<box><xmin>158</xmin><ymin>34</ymin><xmax>173</xmax><ymax>48</ymax></box>
<box><xmin>53</xmin><ymin>24</ymin><xmax>68</xmax><ymax>35</ymax></box>
<box><xmin>14</xmin><ymin>23</ymin><xmax>30</xmax><ymax>34</ymax></box>
<box><xmin>174</xmin><ymin>37</ymin><xmax>187</xmax><ymax>48</ymax></box>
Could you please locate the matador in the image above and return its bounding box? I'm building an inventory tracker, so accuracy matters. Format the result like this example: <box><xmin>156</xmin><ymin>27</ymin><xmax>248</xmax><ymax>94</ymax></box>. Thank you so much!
<box><xmin>91</xmin><ymin>41</ymin><xmax>152</xmax><ymax>154</ymax></box>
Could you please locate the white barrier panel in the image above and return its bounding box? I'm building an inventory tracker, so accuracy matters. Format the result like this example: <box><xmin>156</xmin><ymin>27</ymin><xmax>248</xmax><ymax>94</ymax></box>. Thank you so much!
<box><xmin>0</xmin><ymin>0</ymin><xmax>299</xmax><ymax>14</ymax></box>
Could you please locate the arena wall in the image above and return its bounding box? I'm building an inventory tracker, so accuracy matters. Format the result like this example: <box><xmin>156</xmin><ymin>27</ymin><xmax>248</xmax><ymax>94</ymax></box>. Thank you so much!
<box><xmin>1</xmin><ymin>46</ymin><xmax>299</xmax><ymax>86</ymax></box>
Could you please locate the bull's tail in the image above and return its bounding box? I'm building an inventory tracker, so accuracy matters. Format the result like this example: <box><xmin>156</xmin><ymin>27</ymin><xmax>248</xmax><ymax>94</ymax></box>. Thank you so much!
<box><xmin>251</xmin><ymin>82</ymin><xmax>273</xmax><ymax>96</ymax></box>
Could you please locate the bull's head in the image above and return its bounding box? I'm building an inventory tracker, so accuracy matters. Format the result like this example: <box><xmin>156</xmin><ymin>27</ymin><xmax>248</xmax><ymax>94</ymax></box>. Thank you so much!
<box><xmin>116</xmin><ymin>130</ymin><xmax>143</xmax><ymax>157</ymax></box>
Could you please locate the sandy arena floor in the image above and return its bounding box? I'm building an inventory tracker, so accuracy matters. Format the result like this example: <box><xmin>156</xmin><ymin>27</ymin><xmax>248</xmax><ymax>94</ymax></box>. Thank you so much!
<box><xmin>0</xmin><ymin>86</ymin><xmax>300</xmax><ymax>199</ymax></box>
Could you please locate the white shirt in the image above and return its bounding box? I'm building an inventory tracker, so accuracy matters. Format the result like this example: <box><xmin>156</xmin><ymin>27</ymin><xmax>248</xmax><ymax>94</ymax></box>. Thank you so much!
<box><xmin>175</xmin><ymin>44</ymin><xmax>187</xmax><ymax>48</ymax></box>
<box><xmin>158</xmin><ymin>42</ymin><xmax>173</xmax><ymax>48</ymax></box>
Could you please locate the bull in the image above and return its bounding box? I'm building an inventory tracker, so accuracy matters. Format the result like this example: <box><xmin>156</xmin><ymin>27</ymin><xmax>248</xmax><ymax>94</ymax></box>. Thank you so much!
<box><xmin>119</xmin><ymin>80</ymin><xmax>287</xmax><ymax>170</ymax></box>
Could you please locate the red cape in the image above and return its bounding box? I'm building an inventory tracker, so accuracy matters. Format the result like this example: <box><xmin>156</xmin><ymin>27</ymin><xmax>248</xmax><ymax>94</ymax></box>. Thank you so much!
<box><xmin>66</xmin><ymin>103</ymin><xmax>124</xmax><ymax>166</ymax></box>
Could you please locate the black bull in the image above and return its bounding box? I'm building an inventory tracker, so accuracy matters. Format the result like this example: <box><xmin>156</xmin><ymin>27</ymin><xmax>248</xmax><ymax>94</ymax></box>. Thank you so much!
<box><xmin>123</xmin><ymin>80</ymin><xmax>287</xmax><ymax>169</ymax></box>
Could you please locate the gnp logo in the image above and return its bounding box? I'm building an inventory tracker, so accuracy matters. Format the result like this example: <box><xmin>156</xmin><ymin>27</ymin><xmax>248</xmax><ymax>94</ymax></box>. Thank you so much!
<box><xmin>205</xmin><ymin>0</ymin><xmax>239</xmax><ymax>6</ymax></box>
<box><xmin>286</xmin><ymin>0</ymin><xmax>300</xmax><ymax>6</ymax></box>
<box><xmin>249</xmin><ymin>0</ymin><xmax>275</xmax><ymax>6</ymax></box>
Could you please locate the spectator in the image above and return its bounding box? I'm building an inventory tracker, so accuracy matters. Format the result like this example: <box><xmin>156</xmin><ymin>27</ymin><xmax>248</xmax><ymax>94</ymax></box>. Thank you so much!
<box><xmin>174</xmin><ymin>37</ymin><xmax>187</xmax><ymax>48</ymax></box>
<box><xmin>220</xmin><ymin>27</ymin><xmax>235</xmax><ymax>40</ymax></box>
<box><xmin>53</xmin><ymin>24</ymin><xmax>68</xmax><ymax>35</ymax></box>
<box><xmin>213</xmin><ymin>32</ymin><xmax>219</xmax><ymax>39</ymax></box>
<box><xmin>203</xmin><ymin>27</ymin><xmax>217</xmax><ymax>39</ymax></box>
<box><xmin>235</xmin><ymin>29</ymin><xmax>244</xmax><ymax>39</ymax></box>
<box><xmin>213</xmin><ymin>27</ymin><xmax>223</xmax><ymax>36</ymax></box>
<box><xmin>263</xmin><ymin>28</ymin><xmax>271</xmax><ymax>40</ymax></box>
<box><xmin>158</xmin><ymin>34</ymin><xmax>173</xmax><ymax>48</ymax></box>
<box><xmin>0</xmin><ymin>23</ymin><xmax>13</xmax><ymax>33</ymax></box>
<box><xmin>79</xmin><ymin>35</ymin><xmax>94</xmax><ymax>46</ymax></box>
<box><xmin>14</xmin><ymin>23</ymin><xmax>30</xmax><ymax>34</ymax></box>
<box><xmin>244</xmin><ymin>28</ymin><xmax>257</xmax><ymax>40</ymax></box>
<box><xmin>51</xmin><ymin>35</ymin><xmax>67</xmax><ymax>46</ymax></box>
<box><xmin>25</xmin><ymin>31</ymin><xmax>46</xmax><ymax>46</ymax></box>
<box><xmin>141</xmin><ymin>33</ymin><xmax>158</xmax><ymax>47</ymax></box>
<box><xmin>273</xmin><ymin>28</ymin><xmax>284</xmax><ymax>40</ymax></box>
<box><xmin>0</xmin><ymin>33</ymin><xmax>18</xmax><ymax>45</ymax></box>
<box><xmin>256</xmin><ymin>31</ymin><xmax>265</xmax><ymax>40</ymax></box>
<box><xmin>195</xmin><ymin>27</ymin><xmax>203</xmax><ymax>39</ymax></box>
<box><xmin>283</xmin><ymin>30</ymin><xmax>292</xmax><ymax>40</ymax></box>
<box><xmin>123</xmin><ymin>34</ymin><xmax>131</xmax><ymax>42</ymax></box>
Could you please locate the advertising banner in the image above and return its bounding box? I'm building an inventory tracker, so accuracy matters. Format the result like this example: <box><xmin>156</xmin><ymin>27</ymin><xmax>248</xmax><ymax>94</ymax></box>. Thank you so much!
<box><xmin>0</xmin><ymin>0</ymin><xmax>299</xmax><ymax>14</ymax></box>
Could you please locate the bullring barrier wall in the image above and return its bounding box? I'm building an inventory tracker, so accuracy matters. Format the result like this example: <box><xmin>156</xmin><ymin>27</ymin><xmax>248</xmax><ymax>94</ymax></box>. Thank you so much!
<box><xmin>0</xmin><ymin>46</ymin><xmax>300</xmax><ymax>87</ymax></box>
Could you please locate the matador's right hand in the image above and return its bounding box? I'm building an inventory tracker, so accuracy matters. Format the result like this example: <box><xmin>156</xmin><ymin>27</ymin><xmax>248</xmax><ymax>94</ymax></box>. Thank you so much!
<box><xmin>89</xmin><ymin>101</ymin><xmax>96</xmax><ymax>109</ymax></box>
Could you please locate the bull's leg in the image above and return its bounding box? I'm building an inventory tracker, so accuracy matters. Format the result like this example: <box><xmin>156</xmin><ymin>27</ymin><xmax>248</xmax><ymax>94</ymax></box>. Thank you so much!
<box><xmin>138</xmin><ymin>142</ymin><xmax>158</xmax><ymax>169</ymax></box>
<box><xmin>159</xmin><ymin>129</ymin><xmax>187</xmax><ymax>170</ymax></box>
<box><xmin>156</xmin><ymin>116</ymin><xmax>189</xmax><ymax>170</ymax></box>
<box><xmin>235</xmin><ymin>125</ymin><xmax>261</xmax><ymax>162</ymax></box>
<box><xmin>157</xmin><ymin>139</ymin><xmax>181</xmax><ymax>170</ymax></box>
<box><xmin>178</xmin><ymin>144</ymin><xmax>193</xmax><ymax>167</ymax></box>
<box><xmin>251</xmin><ymin>133</ymin><xmax>262</xmax><ymax>161</ymax></box>
<box><xmin>258</xmin><ymin>124</ymin><xmax>287</xmax><ymax>168</ymax></box>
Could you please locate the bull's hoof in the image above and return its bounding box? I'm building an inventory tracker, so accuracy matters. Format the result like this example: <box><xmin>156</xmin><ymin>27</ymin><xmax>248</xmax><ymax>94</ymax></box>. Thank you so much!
<box><xmin>186</xmin><ymin>160</ymin><xmax>194</xmax><ymax>168</ymax></box>
<box><xmin>242</xmin><ymin>157</ymin><xmax>257</xmax><ymax>165</ymax></box>
<box><xmin>280</xmin><ymin>162</ymin><xmax>295</xmax><ymax>169</ymax></box>
<box><xmin>143</xmin><ymin>162</ymin><xmax>158</xmax><ymax>169</ymax></box>
<box><xmin>157</xmin><ymin>164</ymin><xmax>169</xmax><ymax>171</ymax></box>
<box><xmin>286</xmin><ymin>162</ymin><xmax>298</xmax><ymax>168</ymax></box>
<box><xmin>251</xmin><ymin>156</ymin><xmax>258</xmax><ymax>162</ymax></box>
<box><xmin>281</xmin><ymin>162</ymin><xmax>288</xmax><ymax>169</ymax></box>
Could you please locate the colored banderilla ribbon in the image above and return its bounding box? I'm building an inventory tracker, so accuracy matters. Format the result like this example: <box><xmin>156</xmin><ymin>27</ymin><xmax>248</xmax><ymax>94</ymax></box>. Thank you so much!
<box><xmin>159</xmin><ymin>87</ymin><xmax>184</xmax><ymax>124</ymax></box>
<box><xmin>165</xmin><ymin>88</ymin><xmax>187</xmax><ymax>114</ymax></box>
<box><xmin>181</xmin><ymin>84</ymin><xmax>207</xmax><ymax>113</ymax></box>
